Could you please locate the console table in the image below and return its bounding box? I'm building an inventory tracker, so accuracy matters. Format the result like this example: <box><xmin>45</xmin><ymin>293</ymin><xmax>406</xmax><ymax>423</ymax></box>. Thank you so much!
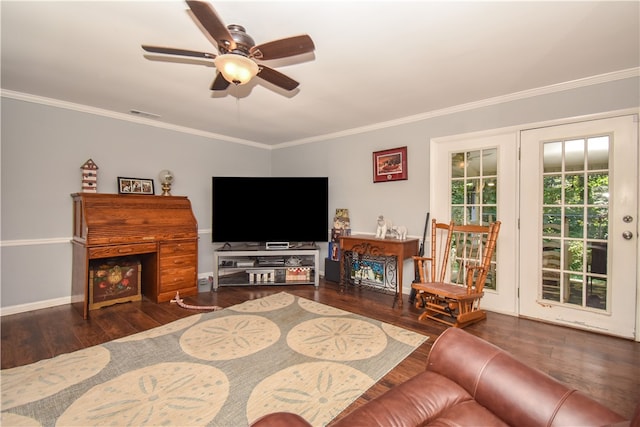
<box><xmin>71</xmin><ymin>193</ymin><xmax>198</xmax><ymax>318</ymax></box>
<box><xmin>339</xmin><ymin>235</ymin><xmax>419</xmax><ymax>307</ymax></box>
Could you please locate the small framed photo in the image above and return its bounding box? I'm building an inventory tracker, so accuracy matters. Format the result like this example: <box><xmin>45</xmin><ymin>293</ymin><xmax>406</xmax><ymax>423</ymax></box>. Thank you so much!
<box><xmin>373</xmin><ymin>146</ymin><xmax>408</xmax><ymax>183</ymax></box>
<box><xmin>118</xmin><ymin>177</ymin><xmax>155</xmax><ymax>195</ymax></box>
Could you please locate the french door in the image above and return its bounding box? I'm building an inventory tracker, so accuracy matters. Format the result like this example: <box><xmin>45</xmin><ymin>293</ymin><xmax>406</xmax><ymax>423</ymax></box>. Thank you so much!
<box><xmin>430</xmin><ymin>131</ymin><xmax>518</xmax><ymax>315</ymax></box>
<box><xmin>519</xmin><ymin>115</ymin><xmax>638</xmax><ymax>338</ymax></box>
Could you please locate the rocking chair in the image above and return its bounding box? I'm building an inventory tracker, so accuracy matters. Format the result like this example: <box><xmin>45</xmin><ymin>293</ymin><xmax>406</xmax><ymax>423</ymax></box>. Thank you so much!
<box><xmin>411</xmin><ymin>219</ymin><xmax>501</xmax><ymax>328</ymax></box>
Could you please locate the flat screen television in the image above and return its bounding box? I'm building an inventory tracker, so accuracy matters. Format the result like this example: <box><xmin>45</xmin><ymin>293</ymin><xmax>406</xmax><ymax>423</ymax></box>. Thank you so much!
<box><xmin>212</xmin><ymin>176</ymin><xmax>329</xmax><ymax>245</ymax></box>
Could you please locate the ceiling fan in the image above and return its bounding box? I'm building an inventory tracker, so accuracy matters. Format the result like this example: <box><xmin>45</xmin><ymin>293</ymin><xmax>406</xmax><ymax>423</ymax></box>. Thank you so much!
<box><xmin>142</xmin><ymin>0</ymin><xmax>315</xmax><ymax>93</ymax></box>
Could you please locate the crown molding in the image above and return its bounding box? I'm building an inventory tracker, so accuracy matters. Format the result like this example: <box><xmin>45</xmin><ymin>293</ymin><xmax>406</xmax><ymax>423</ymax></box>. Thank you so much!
<box><xmin>0</xmin><ymin>89</ymin><xmax>271</xmax><ymax>150</ymax></box>
<box><xmin>275</xmin><ymin>68</ymin><xmax>640</xmax><ymax>148</ymax></box>
<box><xmin>3</xmin><ymin>67</ymin><xmax>638</xmax><ymax>150</ymax></box>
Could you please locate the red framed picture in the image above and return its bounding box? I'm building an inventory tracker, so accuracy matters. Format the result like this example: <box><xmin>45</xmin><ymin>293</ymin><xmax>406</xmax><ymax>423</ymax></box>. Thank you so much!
<box><xmin>373</xmin><ymin>146</ymin><xmax>408</xmax><ymax>183</ymax></box>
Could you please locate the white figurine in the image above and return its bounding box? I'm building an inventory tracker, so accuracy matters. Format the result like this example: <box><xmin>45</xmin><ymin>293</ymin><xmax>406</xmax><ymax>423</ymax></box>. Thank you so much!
<box><xmin>376</xmin><ymin>215</ymin><xmax>392</xmax><ymax>238</ymax></box>
<box><xmin>390</xmin><ymin>225</ymin><xmax>408</xmax><ymax>240</ymax></box>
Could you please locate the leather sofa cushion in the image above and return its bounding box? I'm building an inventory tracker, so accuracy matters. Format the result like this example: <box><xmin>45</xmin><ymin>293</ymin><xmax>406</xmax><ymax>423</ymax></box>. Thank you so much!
<box><xmin>332</xmin><ymin>371</ymin><xmax>508</xmax><ymax>427</ymax></box>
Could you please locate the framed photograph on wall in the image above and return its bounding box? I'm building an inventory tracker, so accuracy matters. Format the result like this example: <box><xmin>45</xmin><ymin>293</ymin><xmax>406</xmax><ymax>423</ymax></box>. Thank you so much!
<box><xmin>373</xmin><ymin>146</ymin><xmax>408</xmax><ymax>183</ymax></box>
<box><xmin>118</xmin><ymin>177</ymin><xmax>155</xmax><ymax>195</ymax></box>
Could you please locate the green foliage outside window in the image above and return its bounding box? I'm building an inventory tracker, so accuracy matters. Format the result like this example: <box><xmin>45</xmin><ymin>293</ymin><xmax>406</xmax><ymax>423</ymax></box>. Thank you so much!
<box><xmin>542</xmin><ymin>159</ymin><xmax>609</xmax><ymax>276</ymax></box>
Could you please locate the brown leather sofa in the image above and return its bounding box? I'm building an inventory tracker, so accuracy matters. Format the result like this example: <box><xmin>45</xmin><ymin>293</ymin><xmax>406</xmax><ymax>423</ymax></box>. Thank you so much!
<box><xmin>251</xmin><ymin>327</ymin><xmax>631</xmax><ymax>427</ymax></box>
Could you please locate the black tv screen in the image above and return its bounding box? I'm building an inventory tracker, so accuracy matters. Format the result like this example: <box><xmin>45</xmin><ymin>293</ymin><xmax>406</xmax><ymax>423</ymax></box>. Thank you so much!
<box><xmin>212</xmin><ymin>177</ymin><xmax>329</xmax><ymax>244</ymax></box>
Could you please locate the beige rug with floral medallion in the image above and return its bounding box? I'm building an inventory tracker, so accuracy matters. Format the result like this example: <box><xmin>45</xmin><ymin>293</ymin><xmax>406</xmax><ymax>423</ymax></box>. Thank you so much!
<box><xmin>1</xmin><ymin>292</ymin><xmax>427</xmax><ymax>427</ymax></box>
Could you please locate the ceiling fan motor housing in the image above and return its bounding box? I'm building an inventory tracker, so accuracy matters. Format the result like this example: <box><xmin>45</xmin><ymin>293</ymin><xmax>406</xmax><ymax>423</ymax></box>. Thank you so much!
<box><xmin>221</xmin><ymin>24</ymin><xmax>255</xmax><ymax>57</ymax></box>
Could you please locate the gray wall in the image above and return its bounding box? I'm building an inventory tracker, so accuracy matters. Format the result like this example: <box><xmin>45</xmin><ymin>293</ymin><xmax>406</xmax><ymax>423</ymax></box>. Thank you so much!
<box><xmin>273</xmin><ymin>77</ymin><xmax>640</xmax><ymax>241</ymax></box>
<box><xmin>1</xmin><ymin>76</ymin><xmax>638</xmax><ymax>311</ymax></box>
<box><xmin>1</xmin><ymin>97</ymin><xmax>270</xmax><ymax>309</ymax></box>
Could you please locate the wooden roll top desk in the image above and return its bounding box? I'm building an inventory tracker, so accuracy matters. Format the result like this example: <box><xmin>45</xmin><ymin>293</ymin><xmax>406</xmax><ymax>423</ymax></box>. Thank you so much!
<box><xmin>71</xmin><ymin>193</ymin><xmax>199</xmax><ymax>318</ymax></box>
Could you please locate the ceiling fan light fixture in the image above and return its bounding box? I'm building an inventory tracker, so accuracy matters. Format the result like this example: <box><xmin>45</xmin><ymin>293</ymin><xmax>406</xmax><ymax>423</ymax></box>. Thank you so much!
<box><xmin>214</xmin><ymin>54</ymin><xmax>258</xmax><ymax>85</ymax></box>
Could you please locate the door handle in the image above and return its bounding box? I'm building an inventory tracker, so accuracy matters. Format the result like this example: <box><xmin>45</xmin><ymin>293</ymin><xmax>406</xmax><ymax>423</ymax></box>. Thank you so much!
<box><xmin>622</xmin><ymin>231</ymin><xmax>633</xmax><ymax>240</ymax></box>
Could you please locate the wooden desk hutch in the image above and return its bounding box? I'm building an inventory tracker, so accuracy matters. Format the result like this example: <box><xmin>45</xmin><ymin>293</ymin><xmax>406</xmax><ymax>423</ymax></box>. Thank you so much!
<box><xmin>71</xmin><ymin>193</ymin><xmax>198</xmax><ymax>318</ymax></box>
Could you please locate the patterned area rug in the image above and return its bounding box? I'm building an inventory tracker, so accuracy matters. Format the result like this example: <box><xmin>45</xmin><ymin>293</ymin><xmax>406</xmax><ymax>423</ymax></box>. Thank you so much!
<box><xmin>1</xmin><ymin>292</ymin><xmax>427</xmax><ymax>427</ymax></box>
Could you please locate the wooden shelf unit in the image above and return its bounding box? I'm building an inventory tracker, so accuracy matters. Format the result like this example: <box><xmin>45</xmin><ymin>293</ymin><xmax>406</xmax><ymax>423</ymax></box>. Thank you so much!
<box><xmin>213</xmin><ymin>246</ymin><xmax>320</xmax><ymax>290</ymax></box>
<box><xmin>71</xmin><ymin>193</ymin><xmax>199</xmax><ymax>318</ymax></box>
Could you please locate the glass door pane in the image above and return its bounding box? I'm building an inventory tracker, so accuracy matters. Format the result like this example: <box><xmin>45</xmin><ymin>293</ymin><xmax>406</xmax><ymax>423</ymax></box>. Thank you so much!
<box><xmin>540</xmin><ymin>136</ymin><xmax>609</xmax><ymax>310</ymax></box>
<box><xmin>450</xmin><ymin>148</ymin><xmax>498</xmax><ymax>289</ymax></box>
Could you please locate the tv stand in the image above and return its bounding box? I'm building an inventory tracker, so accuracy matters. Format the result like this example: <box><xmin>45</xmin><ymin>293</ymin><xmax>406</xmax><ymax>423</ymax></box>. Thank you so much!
<box><xmin>213</xmin><ymin>244</ymin><xmax>319</xmax><ymax>290</ymax></box>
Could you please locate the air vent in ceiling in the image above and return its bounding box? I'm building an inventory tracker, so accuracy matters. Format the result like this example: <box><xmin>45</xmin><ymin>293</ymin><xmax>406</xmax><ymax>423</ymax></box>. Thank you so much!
<box><xmin>129</xmin><ymin>109</ymin><xmax>161</xmax><ymax>119</ymax></box>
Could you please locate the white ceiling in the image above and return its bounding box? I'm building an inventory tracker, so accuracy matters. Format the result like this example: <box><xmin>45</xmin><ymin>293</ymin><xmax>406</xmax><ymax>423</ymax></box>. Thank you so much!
<box><xmin>2</xmin><ymin>1</ymin><xmax>639</xmax><ymax>148</ymax></box>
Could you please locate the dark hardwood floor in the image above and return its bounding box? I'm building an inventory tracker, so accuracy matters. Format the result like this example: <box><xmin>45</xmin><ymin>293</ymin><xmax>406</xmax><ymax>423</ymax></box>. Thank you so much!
<box><xmin>2</xmin><ymin>279</ymin><xmax>639</xmax><ymax>422</ymax></box>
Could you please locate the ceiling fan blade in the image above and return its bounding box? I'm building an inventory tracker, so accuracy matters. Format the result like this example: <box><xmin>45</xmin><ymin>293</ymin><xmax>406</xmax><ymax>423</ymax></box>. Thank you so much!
<box><xmin>186</xmin><ymin>0</ymin><xmax>236</xmax><ymax>51</ymax></box>
<box><xmin>142</xmin><ymin>45</ymin><xmax>216</xmax><ymax>59</ymax></box>
<box><xmin>257</xmin><ymin>66</ymin><xmax>300</xmax><ymax>91</ymax></box>
<box><xmin>250</xmin><ymin>35</ymin><xmax>315</xmax><ymax>60</ymax></box>
<box><xmin>211</xmin><ymin>72</ymin><xmax>231</xmax><ymax>91</ymax></box>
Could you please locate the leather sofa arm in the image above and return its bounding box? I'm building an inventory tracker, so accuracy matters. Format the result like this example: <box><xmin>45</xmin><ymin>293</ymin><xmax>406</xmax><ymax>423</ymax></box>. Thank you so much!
<box><xmin>427</xmin><ymin>328</ymin><xmax>626</xmax><ymax>426</ymax></box>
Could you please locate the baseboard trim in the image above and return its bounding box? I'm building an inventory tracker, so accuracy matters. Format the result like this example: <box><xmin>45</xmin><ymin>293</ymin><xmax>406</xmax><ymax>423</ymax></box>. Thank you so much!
<box><xmin>1</xmin><ymin>296</ymin><xmax>72</xmax><ymax>317</ymax></box>
<box><xmin>1</xmin><ymin>278</ymin><xmax>216</xmax><ymax>316</ymax></box>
